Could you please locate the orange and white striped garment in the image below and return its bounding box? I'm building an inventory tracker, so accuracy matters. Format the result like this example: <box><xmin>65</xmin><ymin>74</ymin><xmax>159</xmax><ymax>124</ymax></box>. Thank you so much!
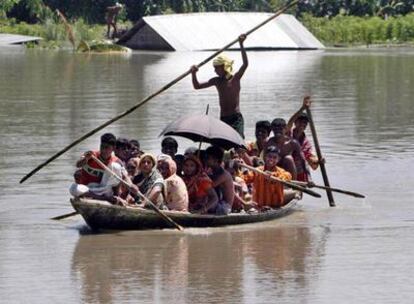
<box><xmin>243</xmin><ymin>166</ymin><xmax>292</xmax><ymax>208</ymax></box>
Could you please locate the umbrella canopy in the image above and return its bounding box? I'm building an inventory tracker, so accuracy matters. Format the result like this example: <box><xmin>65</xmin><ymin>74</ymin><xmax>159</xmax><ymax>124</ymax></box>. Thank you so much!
<box><xmin>159</xmin><ymin>114</ymin><xmax>246</xmax><ymax>150</ymax></box>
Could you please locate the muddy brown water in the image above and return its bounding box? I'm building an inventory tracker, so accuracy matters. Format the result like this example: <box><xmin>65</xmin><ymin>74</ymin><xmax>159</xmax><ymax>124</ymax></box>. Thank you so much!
<box><xmin>1</xmin><ymin>46</ymin><xmax>413</xmax><ymax>303</ymax></box>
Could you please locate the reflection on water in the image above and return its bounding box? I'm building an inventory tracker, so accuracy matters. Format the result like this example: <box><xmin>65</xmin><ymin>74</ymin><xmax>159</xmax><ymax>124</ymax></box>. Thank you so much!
<box><xmin>1</xmin><ymin>47</ymin><xmax>414</xmax><ymax>303</ymax></box>
<box><xmin>71</xmin><ymin>217</ymin><xmax>327</xmax><ymax>304</ymax></box>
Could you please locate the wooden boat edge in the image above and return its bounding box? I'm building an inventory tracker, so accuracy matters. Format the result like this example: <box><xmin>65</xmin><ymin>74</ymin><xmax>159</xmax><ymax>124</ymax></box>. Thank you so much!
<box><xmin>70</xmin><ymin>197</ymin><xmax>299</xmax><ymax>230</ymax></box>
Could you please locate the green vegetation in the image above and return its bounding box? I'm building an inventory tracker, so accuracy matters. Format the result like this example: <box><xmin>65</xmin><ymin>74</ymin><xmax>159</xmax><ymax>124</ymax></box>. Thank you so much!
<box><xmin>0</xmin><ymin>17</ymin><xmax>107</xmax><ymax>48</ymax></box>
<box><xmin>303</xmin><ymin>14</ymin><xmax>414</xmax><ymax>46</ymax></box>
<box><xmin>77</xmin><ymin>40</ymin><xmax>130</xmax><ymax>53</ymax></box>
<box><xmin>1</xmin><ymin>1</ymin><xmax>414</xmax><ymax>47</ymax></box>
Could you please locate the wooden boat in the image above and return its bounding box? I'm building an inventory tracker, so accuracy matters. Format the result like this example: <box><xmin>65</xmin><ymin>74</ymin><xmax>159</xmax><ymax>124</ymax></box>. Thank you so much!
<box><xmin>70</xmin><ymin>197</ymin><xmax>299</xmax><ymax>230</ymax></box>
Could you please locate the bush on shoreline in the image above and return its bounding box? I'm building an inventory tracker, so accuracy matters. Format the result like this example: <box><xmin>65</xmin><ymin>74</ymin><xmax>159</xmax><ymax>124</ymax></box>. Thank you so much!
<box><xmin>0</xmin><ymin>17</ymin><xmax>117</xmax><ymax>48</ymax></box>
<box><xmin>302</xmin><ymin>13</ymin><xmax>414</xmax><ymax>46</ymax></box>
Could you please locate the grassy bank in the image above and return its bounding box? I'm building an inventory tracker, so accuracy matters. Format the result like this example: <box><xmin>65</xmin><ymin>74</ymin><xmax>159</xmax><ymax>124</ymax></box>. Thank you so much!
<box><xmin>2</xmin><ymin>14</ymin><xmax>414</xmax><ymax>49</ymax></box>
<box><xmin>0</xmin><ymin>17</ymin><xmax>121</xmax><ymax>48</ymax></box>
<box><xmin>302</xmin><ymin>13</ymin><xmax>414</xmax><ymax>47</ymax></box>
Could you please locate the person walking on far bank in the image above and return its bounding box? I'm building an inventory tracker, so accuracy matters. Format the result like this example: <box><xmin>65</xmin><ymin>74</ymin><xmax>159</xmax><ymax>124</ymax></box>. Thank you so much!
<box><xmin>190</xmin><ymin>34</ymin><xmax>248</xmax><ymax>138</ymax></box>
<box><xmin>106</xmin><ymin>2</ymin><xmax>123</xmax><ymax>39</ymax></box>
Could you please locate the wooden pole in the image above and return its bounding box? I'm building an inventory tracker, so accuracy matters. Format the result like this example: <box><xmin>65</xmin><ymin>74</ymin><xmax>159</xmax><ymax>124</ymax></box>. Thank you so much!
<box><xmin>197</xmin><ymin>104</ymin><xmax>210</xmax><ymax>155</ymax></box>
<box><xmin>305</xmin><ymin>106</ymin><xmax>336</xmax><ymax>207</ymax></box>
<box><xmin>239</xmin><ymin>163</ymin><xmax>322</xmax><ymax>198</ymax></box>
<box><xmin>290</xmin><ymin>180</ymin><xmax>365</xmax><ymax>198</ymax></box>
<box><xmin>90</xmin><ymin>155</ymin><xmax>184</xmax><ymax>231</ymax></box>
<box><xmin>20</xmin><ymin>0</ymin><xmax>298</xmax><ymax>184</ymax></box>
<box><xmin>51</xmin><ymin>211</ymin><xmax>78</xmax><ymax>220</ymax></box>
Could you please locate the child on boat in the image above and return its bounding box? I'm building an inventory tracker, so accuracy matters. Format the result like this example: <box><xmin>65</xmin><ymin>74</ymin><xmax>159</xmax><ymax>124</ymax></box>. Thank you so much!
<box><xmin>243</xmin><ymin>145</ymin><xmax>294</xmax><ymax>210</ymax></box>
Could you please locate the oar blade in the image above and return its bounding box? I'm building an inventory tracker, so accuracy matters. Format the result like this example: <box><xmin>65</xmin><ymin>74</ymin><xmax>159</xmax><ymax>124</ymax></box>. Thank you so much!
<box><xmin>51</xmin><ymin>211</ymin><xmax>78</xmax><ymax>220</ymax></box>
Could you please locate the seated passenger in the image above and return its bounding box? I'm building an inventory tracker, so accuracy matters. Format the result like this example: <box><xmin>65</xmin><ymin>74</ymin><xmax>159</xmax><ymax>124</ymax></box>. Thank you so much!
<box><xmin>206</xmin><ymin>146</ymin><xmax>235</xmax><ymax>215</ymax></box>
<box><xmin>69</xmin><ymin>133</ymin><xmax>127</xmax><ymax>205</ymax></box>
<box><xmin>129</xmin><ymin>139</ymin><xmax>143</xmax><ymax>159</ymax></box>
<box><xmin>157</xmin><ymin>157</ymin><xmax>189</xmax><ymax>211</ymax></box>
<box><xmin>247</xmin><ymin>120</ymin><xmax>271</xmax><ymax>159</ymax></box>
<box><xmin>161</xmin><ymin>136</ymin><xmax>184</xmax><ymax>176</ymax></box>
<box><xmin>126</xmin><ymin>157</ymin><xmax>140</xmax><ymax>179</ymax></box>
<box><xmin>182</xmin><ymin>155</ymin><xmax>218</xmax><ymax>214</ymax></box>
<box><xmin>118</xmin><ymin>157</ymin><xmax>141</xmax><ymax>205</ymax></box>
<box><xmin>224</xmin><ymin>159</ymin><xmax>250</xmax><ymax>212</ymax></box>
<box><xmin>243</xmin><ymin>146</ymin><xmax>292</xmax><ymax>209</ymax></box>
<box><xmin>130</xmin><ymin>154</ymin><xmax>166</xmax><ymax>209</ymax></box>
<box><xmin>267</xmin><ymin>118</ymin><xmax>306</xmax><ymax>180</ymax></box>
<box><xmin>114</xmin><ymin>137</ymin><xmax>130</xmax><ymax>166</ymax></box>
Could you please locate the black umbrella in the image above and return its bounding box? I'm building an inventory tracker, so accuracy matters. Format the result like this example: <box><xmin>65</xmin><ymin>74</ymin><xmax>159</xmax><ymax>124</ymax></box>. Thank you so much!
<box><xmin>159</xmin><ymin>114</ymin><xmax>246</xmax><ymax>150</ymax></box>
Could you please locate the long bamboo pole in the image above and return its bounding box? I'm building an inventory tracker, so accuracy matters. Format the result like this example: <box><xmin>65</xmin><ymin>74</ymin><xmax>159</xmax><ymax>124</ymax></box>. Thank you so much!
<box><xmin>20</xmin><ymin>0</ymin><xmax>298</xmax><ymax>184</ymax></box>
<box><xmin>290</xmin><ymin>180</ymin><xmax>365</xmax><ymax>198</ymax></box>
<box><xmin>305</xmin><ymin>106</ymin><xmax>336</xmax><ymax>207</ymax></box>
<box><xmin>239</xmin><ymin>163</ymin><xmax>322</xmax><ymax>198</ymax></box>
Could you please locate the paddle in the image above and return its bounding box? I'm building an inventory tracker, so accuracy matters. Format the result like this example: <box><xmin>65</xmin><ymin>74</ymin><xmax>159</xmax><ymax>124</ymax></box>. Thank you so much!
<box><xmin>239</xmin><ymin>163</ymin><xmax>322</xmax><ymax>198</ymax></box>
<box><xmin>305</xmin><ymin>106</ymin><xmax>336</xmax><ymax>207</ymax></box>
<box><xmin>290</xmin><ymin>180</ymin><xmax>365</xmax><ymax>198</ymax></box>
<box><xmin>20</xmin><ymin>0</ymin><xmax>299</xmax><ymax>184</ymax></box>
<box><xmin>90</xmin><ymin>155</ymin><xmax>184</xmax><ymax>231</ymax></box>
<box><xmin>51</xmin><ymin>211</ymin><xmax>78</xmax><ymax>220</ymax></box>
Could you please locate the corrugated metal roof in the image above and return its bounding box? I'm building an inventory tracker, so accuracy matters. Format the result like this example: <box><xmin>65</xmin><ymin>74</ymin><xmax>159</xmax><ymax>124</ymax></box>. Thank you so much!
<box><xmin>120</xmin><ymin>12</ymin><xmax>324</xmax><ymax>51</ymax></box>
<box><xmin>0</xmin><ymin>34</ymin><xmax>42</xmax><ymax>46</ymax></box>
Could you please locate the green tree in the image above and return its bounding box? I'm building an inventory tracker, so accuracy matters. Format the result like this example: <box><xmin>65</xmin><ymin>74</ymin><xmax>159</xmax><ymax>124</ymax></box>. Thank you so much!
<box><xmin>0</xmin><ymin>0</ymin><xmax>21</xmax><ymax>19</ymax></box>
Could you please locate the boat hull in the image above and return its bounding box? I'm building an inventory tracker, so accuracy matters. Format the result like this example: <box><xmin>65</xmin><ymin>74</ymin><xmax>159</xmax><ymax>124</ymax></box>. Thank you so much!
<box><xmin>71</xmin><ymin>198</ymin><xmax>298</xmax><ymax>230</ymax></box>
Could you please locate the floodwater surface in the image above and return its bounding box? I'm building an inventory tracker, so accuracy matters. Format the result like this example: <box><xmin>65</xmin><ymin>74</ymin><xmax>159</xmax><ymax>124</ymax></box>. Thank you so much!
<box><xmin>0</xmin><ymin>46</ymin><xmax>414</xmax><ymax>304</ymax></box>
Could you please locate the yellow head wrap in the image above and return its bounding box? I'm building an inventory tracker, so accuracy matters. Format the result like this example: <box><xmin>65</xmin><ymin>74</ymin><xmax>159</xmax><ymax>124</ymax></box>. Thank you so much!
<box><xmin>213</xmin><ymin>54</ymin><xmax>234</xmax><ymax>78</ymax></box>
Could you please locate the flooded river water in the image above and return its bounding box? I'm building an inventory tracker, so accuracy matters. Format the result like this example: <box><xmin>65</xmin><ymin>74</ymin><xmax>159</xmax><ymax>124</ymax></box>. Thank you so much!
<box><xmin>1</xmin><ymin>46</ymin><xmax>413</xmax><ymax>303</ymax></box>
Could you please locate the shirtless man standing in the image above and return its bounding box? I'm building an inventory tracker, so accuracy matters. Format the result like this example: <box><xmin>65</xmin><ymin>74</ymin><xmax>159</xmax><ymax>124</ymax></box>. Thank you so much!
<box><xmin>106</xmin><ymin>2</ymin><xmax>123</xmax><ymax>39</ymax></box>
<box><xmin>190</xmin><ymin>34</ymin><xmax>248</xmax><ymax>138</ymax></box>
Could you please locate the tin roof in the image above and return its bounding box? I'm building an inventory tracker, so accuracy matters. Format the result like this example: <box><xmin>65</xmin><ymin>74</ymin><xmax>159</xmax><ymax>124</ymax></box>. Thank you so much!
<box><xmin>118</xmin><ymin>12</ymin><xmax>324</xmax><ymax>51</ymax></box>
<box><xmin>0</xmin><ymin>34</ymin><xmax>42</xmax><ymax>46</ymax></box>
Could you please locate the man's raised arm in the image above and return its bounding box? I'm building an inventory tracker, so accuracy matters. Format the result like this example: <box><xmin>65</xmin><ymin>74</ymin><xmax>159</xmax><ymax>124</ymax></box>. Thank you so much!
<box><xmin>287</xmin><ymin>96</ymin><xmax>311</xmax><ymax>131</ymax></box>
<box><xmin>235</xmin><ymin>34</ymin><xmax>248</xmax><ymax>79</ymax></box>
<box><xmin>190</xmin><ymin>65</ymin><xmax>215</xmax><ymax>90</ymax></box>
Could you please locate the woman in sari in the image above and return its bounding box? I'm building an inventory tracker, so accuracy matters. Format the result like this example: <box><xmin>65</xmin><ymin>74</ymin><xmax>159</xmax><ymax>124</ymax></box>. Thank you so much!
<box><xmin>182</xmin><ymin>155</ymin><xmax>218</xmax><ymax>214</ymax></box>
<box><xmin>130</xmin><ymin>153</ymin><xmax>166</xmax><ymax>208</ymax></box>
<box><xmin>157</xmin><ymin>157</ymin><xmax>189</xmax><ymax>211</ymax></box>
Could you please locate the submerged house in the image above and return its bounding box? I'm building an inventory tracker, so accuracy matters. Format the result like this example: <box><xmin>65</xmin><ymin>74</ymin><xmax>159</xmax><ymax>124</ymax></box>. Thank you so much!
<box><xmin>117</xmin><ymin>12</ymin><xmax>324</xmax><ymax>51</ymax></box>
<box><xmin>0</xmin><ymin>33</ymin><xmax>42</xmax><ymax>46</ymax></box>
